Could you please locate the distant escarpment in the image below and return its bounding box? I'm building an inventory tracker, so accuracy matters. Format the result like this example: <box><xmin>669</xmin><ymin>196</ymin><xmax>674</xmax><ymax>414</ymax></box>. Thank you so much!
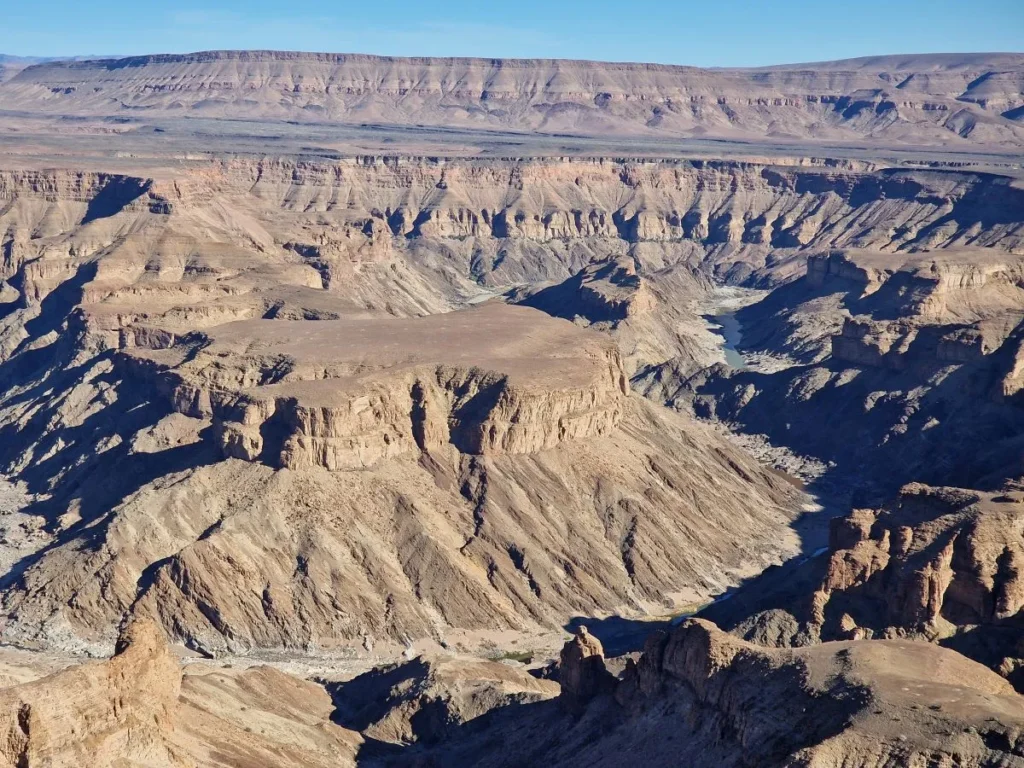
<box><xmin>1</xmin><ymin>51</ymin><xmax>1022</xmax><ymax>147</ymax></box>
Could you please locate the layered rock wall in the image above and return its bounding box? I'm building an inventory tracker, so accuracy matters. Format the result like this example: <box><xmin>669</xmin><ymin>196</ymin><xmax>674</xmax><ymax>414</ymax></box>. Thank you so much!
<box><xmin>3</xmin><ymin>51</ymin><xmax>1022</xmax><ymax>146</ymax></box>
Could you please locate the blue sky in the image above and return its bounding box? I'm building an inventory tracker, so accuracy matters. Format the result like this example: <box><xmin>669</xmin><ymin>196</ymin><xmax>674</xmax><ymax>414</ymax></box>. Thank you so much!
<box><xmin>3</xmin><ymin>0</ymin><xmax>1022</xmax><ymax>66</ymax></box>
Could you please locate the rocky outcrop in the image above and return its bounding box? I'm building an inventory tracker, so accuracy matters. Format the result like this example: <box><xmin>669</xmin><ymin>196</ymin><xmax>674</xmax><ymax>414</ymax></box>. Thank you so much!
<box><xmin>518</xmin><ymin>257</ymin><xmax>657</xmax><ymax>323</ymax></box>
<box><xmin>406</xmin><ymin>618</ymin><xmax>1024</xmax><ymax>767</ymax></box>
<box><xmin>557</xmin><ymin>626</ymin><xmax>615</xmax><ymax>711</ymax></box>
<box><xmin>684</xmin><ymin>246</ymin><xmax>1024</xmax><ymax>494</ymax></box>
<box><xmin>0</xmin><ymin>619</ymin><xmax>364</xmax><ymax>767</ymax></box>
<box><xmin>606</xmin><ymin>619</ymin><xmax>1024</xmax><ymax>768</ymax></box>
<box><xmin>703</xmin><ymin>483</ymin><xmax>1024</xmax><ymax>691</ymax></box>
<box><xmin>815</xmin><ymin>485</ymin><xmax>1024</xmax><ymax>636</ymax></box>
<box><xmin>0</xmin><ymin>619</ymin><xmax>181</xmax><ymax>766</ymax></box>
<box><xmin>806</xmin><ymin>248</ymin><xmax>1024</xmax><ymax>369</ymax></box>
<box><xmin>326</xmin><ymin>654</ymin><xmax>558</xmax><ymax>745</ymax></box>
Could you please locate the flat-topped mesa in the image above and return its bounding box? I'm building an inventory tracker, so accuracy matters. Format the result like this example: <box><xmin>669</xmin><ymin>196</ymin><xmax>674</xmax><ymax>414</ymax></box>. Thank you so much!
<box><xmin>808</xmin><ymin>249</ymin><xmax>1024</xmax><ymax>369</ymax></box>
<box><xmin>3</xmin><ymin>51</ymin><xmax>1023</xmax><ymax>147</ymax></box>
<box><xmin>518</xmin><ymin>256</ymin><xmax>657</xmax><ymax>324</ymax></box>
<box><xmin>124</xmin><ymin>303</ymin><xmax>628</xmax><ymax>469</ymax></box>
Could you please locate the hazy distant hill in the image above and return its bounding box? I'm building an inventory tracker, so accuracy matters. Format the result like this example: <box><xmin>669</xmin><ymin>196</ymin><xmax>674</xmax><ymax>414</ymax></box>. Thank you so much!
<box><xmin>1</xmin><ymin>49</ymin><xmax>1021</xmax><ymax>146</ymax></box>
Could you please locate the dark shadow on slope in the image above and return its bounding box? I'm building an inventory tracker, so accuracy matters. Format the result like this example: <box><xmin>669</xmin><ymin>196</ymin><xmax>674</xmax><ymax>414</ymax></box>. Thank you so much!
<box><xmin>340</xmin><ymin>649</ymin><xmax>873</xmax><ymax>767</ymax></box>
<box><xmin>448</xmin><ymin>379</ymin><xmax>507</xmax><ymax>454</ymax></box>
<box><xmin>322</xmin><ymin>657</ymin><xmax>432</xmax><ymax>733</ymax></box>
<box><xmin>17</xmin><ymin>261</ymin><xmax>98</xmax><ymax>341</ymax></box>
<box><xmin>0</xmin><ymin>437</ymin><xmax>218</xmax><ymax>591</ymax></box>
<box><xmin>693</xmin><ymin>352</ymin><xmax>1024</xmax><ymax>504</ymax></box>
<box><xmin>80</xmin><ymin>176</ymin><xmax>151</xmax><ymax>225</ymax></box>
<box><xmin>348</xmin><ymin>697</ymin><xmax>574</xmax><ymax>768</ymax></box>
<box><xmin>322</xmin><ymin>666</ymin><xmax>576</xmax><ymax>767</ymax></box>
<box><xmin>0</xmin><ymin>267</ymin><xmax>220</xmax><ymax>589</ymax></box>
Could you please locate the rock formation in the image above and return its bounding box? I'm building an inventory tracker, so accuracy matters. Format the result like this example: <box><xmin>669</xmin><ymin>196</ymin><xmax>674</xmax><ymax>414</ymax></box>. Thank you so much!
<box><xmin>0</xmin><ymin>158</ymin><xmax>815</xmax><ymax>656</ymax></box>
<box><xmin>125</xmin><ymin>303</ymin><xmax>629</xmax><ymax>470</ymax></box>
<box><xmin>557</xmin><ymin>625</ymin><xmax>615</xmax><ymax>711</ymax></box>
<box><xmin>681</xmin><ymin>246</ymin><xmax>1024</xmax><ymax>495</ymax></box>
<box><xmin>0</xmin><ymin>618</ymin><xmax>364</xmax><ymax>767</ymax></box>
<box><xmin>391</xmin><ymin>619</ymin><xmax>1024</xmax><ymax>767</ymax></box>
<box><xmin>703</xmin><ymin>483</ymin><xmax>1024</xmax><ymax>690</ymax></box>
<box><xmin>325</xmin><ymin>654</ymin><xmax>558</xmax><ymax>746</ymax></box>
<box><xmin>0</xmin><ymin>619</ymin><xmax>180</xmax><ymax>766</ymax></box>
<box><xmin>607</xmin><ymin>619</ymin><xmax>1024</xmax><ymax>768</ymax></box>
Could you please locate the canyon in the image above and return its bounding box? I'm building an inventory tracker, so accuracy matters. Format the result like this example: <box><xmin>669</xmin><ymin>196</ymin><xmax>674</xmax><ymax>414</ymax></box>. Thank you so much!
<box><xmin>0</xmin><ymin>47</ymin><xmax>1020</xmax><ymax>766</ymax></box>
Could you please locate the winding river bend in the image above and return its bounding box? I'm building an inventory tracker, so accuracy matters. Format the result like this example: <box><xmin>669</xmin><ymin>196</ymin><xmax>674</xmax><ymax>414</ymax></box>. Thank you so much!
<box><xmin>703</xmin><ymin>286</ymin><xmax>769</xmax><ymax>370</ymax></box>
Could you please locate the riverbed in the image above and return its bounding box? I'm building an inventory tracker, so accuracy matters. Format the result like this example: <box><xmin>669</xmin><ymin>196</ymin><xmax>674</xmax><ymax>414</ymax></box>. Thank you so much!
<box><xmin>701</xmin><ymin>286</ymin><xmax>799</xmax><ymax>374</ymax></box>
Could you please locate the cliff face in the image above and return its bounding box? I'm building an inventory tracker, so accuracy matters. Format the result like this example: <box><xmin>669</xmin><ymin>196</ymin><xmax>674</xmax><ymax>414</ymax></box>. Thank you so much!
<box><xmin>201</xmin><ymin>158</ymin><xmax>1024</xmax><ymax>261</ymax></box>
<box><xmin>124</xmin><ymin>304</ymin><xmax>629</xmax><ymax>471</ymax></box>
<box><xmin>701</xmin><ymin>483</ymin><xmax>1024</xmax><ymax>692</ymax></box>
<box><xmin>0</xmin><ymin>620</ymin><xmax>181</xmax><ymax>766</ymax></box>
<box><xmin>397</xmin><ymin>618</ymin><xmax>1024</xmax><ymax>767</ymax></box>
<box><xmin>606</xmin><ymin>620</ymin><xmax>1024</xmax><ymax>768</ymax></box>
<box><xmin>804</xmin><ymin>248</ymin><xmax>1024</xmax><ymax>370</ymax></box>
<box><xmin>5</xmin><ymin>159</ymin><xmax>1023</xmax><ymax>312</ymax></box>
<box><xmin>2</xmin><ymin>51</ymin><xmax>1022</xmax><ymax>147</ymax></box>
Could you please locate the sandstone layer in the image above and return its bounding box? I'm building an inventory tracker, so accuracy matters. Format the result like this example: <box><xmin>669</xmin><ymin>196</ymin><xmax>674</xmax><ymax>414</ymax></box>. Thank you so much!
<box><xmin>125</xmin><ymin>303</ymin><xmax>628</xmax><ymax>470</ymax></box>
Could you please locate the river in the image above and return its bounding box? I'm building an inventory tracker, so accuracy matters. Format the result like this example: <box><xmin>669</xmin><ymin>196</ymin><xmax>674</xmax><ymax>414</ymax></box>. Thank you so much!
<box><xmin>702</xmin><ymin>286</ymin><xmax>769</xmax><ymax>370</ymax></box>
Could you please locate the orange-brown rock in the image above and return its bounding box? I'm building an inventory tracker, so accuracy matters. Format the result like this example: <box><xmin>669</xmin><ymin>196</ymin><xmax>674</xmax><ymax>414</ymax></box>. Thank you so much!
<box><xmin>0</xmin><ymin>619</ymin><xmax>180</xmax><ymax>766</ymax></box>
<box><xmin>0</xmin><ymin>619</ymin><xmax>364</xmax><ymax>767</ymax></box>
